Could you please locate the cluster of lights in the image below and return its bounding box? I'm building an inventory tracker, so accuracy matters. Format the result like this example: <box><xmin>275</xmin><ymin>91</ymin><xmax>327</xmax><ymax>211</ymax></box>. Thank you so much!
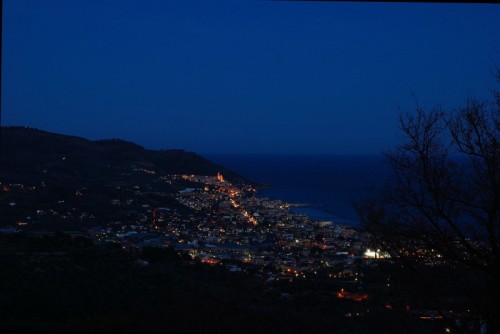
<box><xmin>200</xmin><ymin>257</ymin><xmax>220</xmax><ymax>265</ymax></box>
<box><xmin>364</xmin><ymin>248</ymin><xmax>390</xmax><ymax>259</ymax></box>
<box><xmin>337</xmin><ymin>288</ymin><xmax>368</xmax><ymax>302</ymax></box>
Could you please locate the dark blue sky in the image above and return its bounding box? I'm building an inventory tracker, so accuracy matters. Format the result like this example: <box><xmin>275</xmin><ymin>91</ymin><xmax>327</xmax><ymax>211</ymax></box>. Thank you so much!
<box><xmin>2</xmin><ymin>0</ymin><xmax>500</xmax><ymax>154</ymax></box>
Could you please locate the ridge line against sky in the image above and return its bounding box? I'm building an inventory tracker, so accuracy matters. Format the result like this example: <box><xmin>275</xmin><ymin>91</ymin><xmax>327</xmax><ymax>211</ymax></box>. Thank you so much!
<box><xmin>2</xmin><ymin>0</ymin><xmax>499</xmax><ymax>154</ymax></box>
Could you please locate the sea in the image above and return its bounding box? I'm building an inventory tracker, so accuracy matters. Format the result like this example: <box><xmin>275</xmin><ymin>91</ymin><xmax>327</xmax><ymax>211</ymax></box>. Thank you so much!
<box><xmin>204</xmin><ymin>154</ymin><xmax>392</xmax><ymax>228</ymax></box>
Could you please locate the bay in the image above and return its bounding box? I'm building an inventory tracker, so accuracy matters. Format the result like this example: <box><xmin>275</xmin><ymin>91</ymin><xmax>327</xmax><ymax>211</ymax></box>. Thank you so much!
<box><xmin>204</xmin><ymin>154</ymin><xmax>392</xmax><ymax>227</ymax></box>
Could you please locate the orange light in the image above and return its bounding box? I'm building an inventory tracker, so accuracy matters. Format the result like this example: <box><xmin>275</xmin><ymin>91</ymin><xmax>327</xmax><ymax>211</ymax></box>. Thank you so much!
<box><xmin>217</xmin><ymin>172</ymin><xmax>225</xmax><ymax>183</ymax></box>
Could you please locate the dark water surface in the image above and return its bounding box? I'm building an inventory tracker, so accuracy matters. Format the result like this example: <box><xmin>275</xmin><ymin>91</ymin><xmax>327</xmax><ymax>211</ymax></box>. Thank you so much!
<box><xmin>204</xmin><ymin>154</ymin><xmax>392</xmax><ymax>227</ymax></box>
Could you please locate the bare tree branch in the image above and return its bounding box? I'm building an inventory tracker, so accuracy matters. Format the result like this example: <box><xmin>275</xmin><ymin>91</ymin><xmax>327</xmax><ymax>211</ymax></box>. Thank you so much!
<box><xmin>356</xmin><ymin>69</ymin><xmax>500</xmax><ymax>333</ymax></box>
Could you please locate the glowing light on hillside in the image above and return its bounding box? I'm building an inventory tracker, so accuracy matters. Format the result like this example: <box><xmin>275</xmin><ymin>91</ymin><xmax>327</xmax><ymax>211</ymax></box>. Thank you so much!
<box><xmin>217</xmin><ymin>172</ymin><xmax>225</xmax><ymax>183</ymax></box>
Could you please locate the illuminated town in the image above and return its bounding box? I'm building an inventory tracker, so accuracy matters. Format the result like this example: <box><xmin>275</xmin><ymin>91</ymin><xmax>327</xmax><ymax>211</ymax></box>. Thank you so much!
<box><xmin>1</xmin><ymin>168</ymin><xmax>375</xmax><ymax>286</ymax></box>
<box><xmin>0</xmin><ymin>163</ymin><xmax>483</xmax><ymax>331</ymax></box>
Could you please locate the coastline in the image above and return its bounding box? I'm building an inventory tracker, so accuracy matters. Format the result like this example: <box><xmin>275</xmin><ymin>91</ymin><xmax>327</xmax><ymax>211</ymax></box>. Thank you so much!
<box><xmin>205</xmin><ymin>154</ymin><xmax>388</xmax><ymax>229</ymax></box>
<box><xmin>254</xmin><ymin>187</ymin><xmax>362</xmax><ymax>228</ymax></box>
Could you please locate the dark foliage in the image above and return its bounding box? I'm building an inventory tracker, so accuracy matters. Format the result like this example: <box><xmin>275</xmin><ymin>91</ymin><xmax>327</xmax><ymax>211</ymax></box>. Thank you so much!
<box><xmin>0</xmin><ymin>233</ymin><xmax>427</xmax><ymax>333</ymax></box>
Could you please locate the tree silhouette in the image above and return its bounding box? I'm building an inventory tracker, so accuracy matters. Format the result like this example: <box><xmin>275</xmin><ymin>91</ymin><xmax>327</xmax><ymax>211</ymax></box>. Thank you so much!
<box><xmin>357</xmin><ymin>70</ymin><xmax>499</xmax><ymax>333</ymax></box>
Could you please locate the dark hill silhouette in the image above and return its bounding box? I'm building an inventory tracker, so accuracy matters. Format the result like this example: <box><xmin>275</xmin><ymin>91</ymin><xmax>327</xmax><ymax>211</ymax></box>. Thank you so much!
<box><xmin>0</xmin><ymin>126</ymin><xmax>245</xmax><ymax>184</ymax></box>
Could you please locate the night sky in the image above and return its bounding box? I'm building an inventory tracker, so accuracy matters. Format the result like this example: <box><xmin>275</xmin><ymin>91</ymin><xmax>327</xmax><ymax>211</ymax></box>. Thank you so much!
<box><xmin>2</xmin><ymin>0</ymin><xmax>500</xmax><ymax>154</ymax></box>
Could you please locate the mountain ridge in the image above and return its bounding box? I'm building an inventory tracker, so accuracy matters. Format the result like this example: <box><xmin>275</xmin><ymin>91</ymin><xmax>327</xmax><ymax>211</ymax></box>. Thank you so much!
<box><xmin>0</xmin><ymin>126</ymin><xmax>245</xmax><ymax>184</ymax></box>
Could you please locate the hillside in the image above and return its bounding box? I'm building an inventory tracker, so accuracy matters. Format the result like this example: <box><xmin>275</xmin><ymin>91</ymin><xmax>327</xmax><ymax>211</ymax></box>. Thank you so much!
<box><xmin>0</xmin><ymin>232</ymin><xmax>396</xmax><ymax>333</ymax></box>
<box><xmin>0</xmin><ymin>126</ymin><xmax>244</xmax><ymax>185</ymax></box>
<box><xmin>0</xmin><ymin>127</ymin><xmax>462</xmax><ymax>333</ymax></box>
<box><xmin>0</xmin><ymin>126</ymin><xmax>246</xmax><ymax>231</ymax></box>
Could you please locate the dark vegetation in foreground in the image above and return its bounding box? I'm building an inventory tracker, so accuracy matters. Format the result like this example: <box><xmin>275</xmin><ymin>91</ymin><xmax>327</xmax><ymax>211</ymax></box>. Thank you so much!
<box><xmin>0</xmin><ymin>232</ymin><xmax>443</xmax><ymax>333</ymax></box>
